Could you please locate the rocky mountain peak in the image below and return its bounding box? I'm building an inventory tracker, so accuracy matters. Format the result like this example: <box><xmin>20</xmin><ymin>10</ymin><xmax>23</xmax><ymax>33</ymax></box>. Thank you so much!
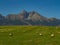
<box><xmin>0</xmin><ymin>11</ymin><xmax>60</xmax><ymax>26</ymax></box>
<box><xmin>21</xmin><ymin>10</ymin><xmax>27</xmax><ymax>14</ymax></box>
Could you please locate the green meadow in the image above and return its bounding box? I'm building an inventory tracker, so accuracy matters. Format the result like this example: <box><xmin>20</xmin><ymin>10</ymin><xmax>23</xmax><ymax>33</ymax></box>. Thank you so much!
<box><xmin>0</xmin><ymin>26</ymin><xmax>60</xmax><ymax>45</ymax></box>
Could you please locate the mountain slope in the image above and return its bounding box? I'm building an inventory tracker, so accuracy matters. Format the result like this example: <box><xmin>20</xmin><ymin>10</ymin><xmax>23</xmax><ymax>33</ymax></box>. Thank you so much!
<box><xmin>0</xmin><ymin>10</ymin><xmax>60</xmax><ymax>26</ymax></box>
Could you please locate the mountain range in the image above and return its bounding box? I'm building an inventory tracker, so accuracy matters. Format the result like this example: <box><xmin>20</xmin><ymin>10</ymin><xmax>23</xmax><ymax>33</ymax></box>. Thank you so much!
<box><xmin>0</xmin><ymin>10</ymin><xmax>60</xmax><ymax>26</ymax></box>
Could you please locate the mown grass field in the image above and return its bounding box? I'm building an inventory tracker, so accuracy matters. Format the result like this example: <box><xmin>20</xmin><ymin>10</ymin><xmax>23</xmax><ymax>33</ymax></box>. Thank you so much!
<box><xmin>0</xmin><ymin>26</ymin><xmax>60</xmax><ymax>45</ymax></box>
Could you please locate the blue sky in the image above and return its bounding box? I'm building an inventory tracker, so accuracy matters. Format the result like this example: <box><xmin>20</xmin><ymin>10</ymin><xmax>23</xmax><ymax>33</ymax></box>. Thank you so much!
<box><xmin>0</xmin><ymin>0</ymin><xmax>60</xmax><ymax>19</ymax></box>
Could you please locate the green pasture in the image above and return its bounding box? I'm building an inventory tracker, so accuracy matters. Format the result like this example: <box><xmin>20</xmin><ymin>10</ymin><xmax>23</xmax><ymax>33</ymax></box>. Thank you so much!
<box><xmin>0</xmin><ymin>26</ymin><xmax>60</xmax><ymax>45</ymax></box>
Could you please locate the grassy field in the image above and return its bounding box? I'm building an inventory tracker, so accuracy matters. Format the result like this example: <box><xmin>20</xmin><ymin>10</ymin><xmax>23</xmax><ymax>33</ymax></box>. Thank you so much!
<box><xmin>0</xmin><ymin>26</ymin><xmax>60</xmax><ymax>45</ymax></box>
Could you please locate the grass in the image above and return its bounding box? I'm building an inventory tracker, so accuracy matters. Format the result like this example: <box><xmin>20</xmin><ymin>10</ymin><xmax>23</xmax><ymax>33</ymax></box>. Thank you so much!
<box><xmin>0</xmin><ymin>26</ymin><xmax>60</xmax><ymax>45</ymax></box>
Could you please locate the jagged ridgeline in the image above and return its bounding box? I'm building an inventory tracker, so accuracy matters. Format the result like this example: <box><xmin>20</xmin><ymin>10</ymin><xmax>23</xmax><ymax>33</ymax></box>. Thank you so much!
<box><xmin>0</xmin><ymin>10</ymin><xmax>60</xmax><ymax>26</ymax></box>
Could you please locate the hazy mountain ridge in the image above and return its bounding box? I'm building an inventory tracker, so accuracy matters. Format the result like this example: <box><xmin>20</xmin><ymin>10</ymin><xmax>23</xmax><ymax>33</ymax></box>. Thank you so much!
<box><xmin>0</xmin><ymin>10</ymin><xmax>60</xmax><ymax>26</ymax></box>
